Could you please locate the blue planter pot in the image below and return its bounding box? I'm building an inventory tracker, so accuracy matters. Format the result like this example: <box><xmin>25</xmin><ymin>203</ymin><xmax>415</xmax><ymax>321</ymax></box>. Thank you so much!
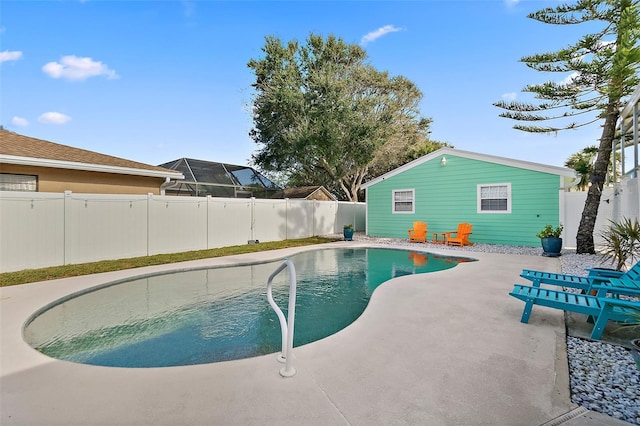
<box><xmin>541</xmin><ymin>237</ymin><xmax>562</xmax><ymax>257</ymax></box>
<box><xmin>343</xmin><ymin>228</ymin><xmax>354</xmax><ymax>241</ymax></box>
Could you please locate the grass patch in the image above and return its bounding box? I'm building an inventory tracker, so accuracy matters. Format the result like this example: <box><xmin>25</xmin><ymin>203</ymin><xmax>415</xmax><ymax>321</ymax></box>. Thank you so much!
<box><xmin>0</xmin><ymin>237</ymin><xmax>339</xmax><ymax>287</ymax></box>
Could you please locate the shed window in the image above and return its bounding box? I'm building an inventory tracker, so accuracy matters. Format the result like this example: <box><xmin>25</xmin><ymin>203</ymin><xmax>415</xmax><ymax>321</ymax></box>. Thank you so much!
<box><xmin>393</xmin><ymin>189</ymin><xmax>414</xmax><ymax>214</ymax></box>
<box><xmin>478</xmin><ymin>183</ymin><xmax>511</xmax><ymax>213</ymax></box>
<box><xmin>0</xmin><ymin>173</ymin><xmax>37</xmax><ymax>191</ymax></box>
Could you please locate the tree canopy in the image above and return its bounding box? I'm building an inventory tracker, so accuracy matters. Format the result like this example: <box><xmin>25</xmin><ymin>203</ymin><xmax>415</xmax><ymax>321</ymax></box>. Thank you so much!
<box><xmin>494</xmin><ymin>0</ymin><xmax>640</xmax><ymax>253</ymax></box>
<box><xmin>247</xmin><ymin>33</ymin><xmax>446</xmax><ymax>201</ymax></box>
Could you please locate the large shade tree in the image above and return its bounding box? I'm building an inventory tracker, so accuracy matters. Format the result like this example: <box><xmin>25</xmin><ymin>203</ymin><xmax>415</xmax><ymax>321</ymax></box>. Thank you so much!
<box><xmin>248</xmin><ymin>33</ymin><xmax>444</xmax><ymax>201</ymax></box>
<box><xmin>494</xmin><ymin>0</ymin><xmax>640</xmax><ymax>254</ymax></box>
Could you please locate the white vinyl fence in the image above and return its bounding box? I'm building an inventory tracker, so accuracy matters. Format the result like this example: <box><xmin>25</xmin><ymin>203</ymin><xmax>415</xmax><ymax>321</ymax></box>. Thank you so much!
<box><xmin>562</xmin><ymin>190</ymin><xmax>613</xmax><ymax>249</ymax></box>
<box><xmin>3</xmin><ymin>177</ymin><xmax>638</xmax><ymax>273</ymax></box>
<box><xmin>0</xmin><ymin>191</ymin><xmax>365</xmax><ymax>273</ymax></box>
<box><xmin>562</xmin><ymin>176</ymin><xmax>640</xmax><ymax>249</ymax></box>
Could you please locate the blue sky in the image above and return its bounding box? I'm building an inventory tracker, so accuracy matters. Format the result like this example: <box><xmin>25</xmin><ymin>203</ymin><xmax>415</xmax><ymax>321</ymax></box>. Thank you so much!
<box><xmin>1</xmin><ymin>0</ymin><xmax>608</xmax><ymax>169</ymax></box>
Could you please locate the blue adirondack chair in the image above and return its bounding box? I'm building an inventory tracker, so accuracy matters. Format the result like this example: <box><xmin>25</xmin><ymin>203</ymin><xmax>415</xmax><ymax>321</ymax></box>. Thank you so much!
<box><xmin>590</xmin><ymin>275</ymin><xmax>640</xmax><ymax>298</ymax></box>
<box><xmin>509</xmin><ymin>284</ymin><xmax>640</xmax><ymax>340</ymax></box>
<box><xmin>519</xmin><ymin>260</ymin><xmax>640</xmax><ymax>293</ymax></box>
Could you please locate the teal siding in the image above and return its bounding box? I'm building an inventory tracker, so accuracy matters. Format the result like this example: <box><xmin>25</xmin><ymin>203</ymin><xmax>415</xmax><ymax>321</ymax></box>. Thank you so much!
<box><xmin>366</xmin><ymin>154</ymin><xmax>561</xmax><ymax>246</ymax></box>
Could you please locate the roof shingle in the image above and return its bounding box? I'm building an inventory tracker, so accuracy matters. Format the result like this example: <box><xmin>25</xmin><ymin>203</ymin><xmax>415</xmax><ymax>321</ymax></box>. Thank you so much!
<box><xmin>0</xmin><ymin>129</ymin><xmax>174</xmax><ymax>174</ymax></box>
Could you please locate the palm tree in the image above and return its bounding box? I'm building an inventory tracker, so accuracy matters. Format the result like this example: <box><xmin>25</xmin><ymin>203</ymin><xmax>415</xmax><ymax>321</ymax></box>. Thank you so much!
<box><xmin>565</xmin><ymin>146</ymin><xmax>622</xmax><ymax>190</ymax></box>
<box><xmin>565</xmin><ymin>146</ymin><xmax>598</xmax><ymax>190</ymax></box>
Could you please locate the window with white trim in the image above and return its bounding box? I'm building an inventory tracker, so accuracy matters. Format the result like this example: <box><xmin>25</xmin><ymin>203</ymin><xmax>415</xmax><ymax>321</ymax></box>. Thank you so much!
<box><xmin>477</xmin><ymin>183</ymin><xmax>511</xmax><ymax>213</ymax></box>
<box><xmin>0</xmin><ymin>173</ymin><xmax>37</xmax><ymax>191</ymax></box>
<box><xmin>393</xmin><ymin>189</ymin><xmax>414</xmax><ymax>214</ymax></box>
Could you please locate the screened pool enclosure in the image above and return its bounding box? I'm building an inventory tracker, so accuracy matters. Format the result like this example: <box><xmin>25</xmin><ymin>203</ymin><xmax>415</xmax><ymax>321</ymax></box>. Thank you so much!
<box><xmin>159</xmin><ymin>158</ymin><xmax>280</xmax><ymax>198</ymax></box>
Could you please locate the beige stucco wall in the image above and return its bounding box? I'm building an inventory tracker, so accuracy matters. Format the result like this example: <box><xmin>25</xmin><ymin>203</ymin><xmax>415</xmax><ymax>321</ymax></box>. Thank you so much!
<box><xmin>1</xmin><ymin>164</ymin><xmax>165</xmax><ymax>195</ymax></box>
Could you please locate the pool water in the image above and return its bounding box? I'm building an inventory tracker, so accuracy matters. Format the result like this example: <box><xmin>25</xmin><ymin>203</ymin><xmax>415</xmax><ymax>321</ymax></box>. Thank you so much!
<box><xmin>24</xmin><ymin>248</ymin><xmax>473</xmax><ymax>368</ymax></box>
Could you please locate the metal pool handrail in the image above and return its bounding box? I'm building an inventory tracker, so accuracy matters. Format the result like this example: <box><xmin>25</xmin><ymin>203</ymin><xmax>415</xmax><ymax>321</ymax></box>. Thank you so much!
<box><xmin>266</xmin><ymin>259</ymin><xmax>297</xmax><ymax>377</ymax></box>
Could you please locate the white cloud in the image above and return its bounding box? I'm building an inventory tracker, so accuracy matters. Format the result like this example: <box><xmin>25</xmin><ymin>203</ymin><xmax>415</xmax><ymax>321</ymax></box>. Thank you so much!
<box><xmin>12</xmin><ymin>116</ymin><xmax>29</xmax><ymax>126</ymax></box>
<box><xmin>561</xmin><ymin>72</ymin><xmax>579</xmax><ymax>85</ymax></box>
<box><xmin>504</xmin><ymin>0</ymin><xmax>520</xmax><ymax>6</ymax></box>
<box><xmin>502</xmin><ymin>92</ymin><xmax>517</xmax><ymax>101</ymax></box>
<box><xmin>1</xmin><ymin>50</ymin><xmax>23</xmax><ymax>63</ymax></box>
<box><xmin>38</xmin><ymin>112</ymin><xmax>71</xmax><ymax>124</ymax></box>
<box><xmin>42</xmin><ymin>55</ymin><xmax>119</xmax><ymax>81</ymax></box>
<box><xmin>360</xmin><ymin>25</ymin><xmax>402</xmax><ymax>46</ymax></box>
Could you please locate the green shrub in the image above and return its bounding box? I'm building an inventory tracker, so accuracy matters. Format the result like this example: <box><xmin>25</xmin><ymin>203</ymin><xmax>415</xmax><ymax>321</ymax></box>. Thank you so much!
<box><xmin>599</xmin><ymin>217</ymin><xmax>640</xmax><ymax>271</ymax></box>
<box><xmin>536</xmin><ymin>224</ymin><xmax>563</xmax><ymax>239</ymax></box>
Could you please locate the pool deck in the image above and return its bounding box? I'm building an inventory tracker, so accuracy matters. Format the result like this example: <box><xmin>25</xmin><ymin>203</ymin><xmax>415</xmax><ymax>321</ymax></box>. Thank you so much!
<box><xmin>0</xmin><ymin>242</ymin><xmax>633</xmax><ymax>426</ymax></box>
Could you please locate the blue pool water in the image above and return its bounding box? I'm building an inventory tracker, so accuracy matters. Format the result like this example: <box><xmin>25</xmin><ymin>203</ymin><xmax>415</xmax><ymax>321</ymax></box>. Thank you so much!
<box><xmin>24</xmin><ymin>248</ymin><xmax>473</xmax><ymax>368</ymax></box>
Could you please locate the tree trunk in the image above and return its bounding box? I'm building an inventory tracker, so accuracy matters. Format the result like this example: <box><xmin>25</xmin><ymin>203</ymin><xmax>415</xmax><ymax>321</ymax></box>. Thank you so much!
<box><xmin>339</xmin><ymin>167</ymin><xmax>367</xmax><ymax>202</ymax></box>
<box><xmin>575</xmin><ymin>99</ymin><xmax>619</xmax><ymax>254</ymax></box>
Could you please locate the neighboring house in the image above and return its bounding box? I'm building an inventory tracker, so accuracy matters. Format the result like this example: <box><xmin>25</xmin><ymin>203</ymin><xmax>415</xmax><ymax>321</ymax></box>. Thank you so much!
<box><xmin>271</xmin><ymin>185</ymin><xmax>337</xmax><ymax>201</ymax></box>
<box><xmin>159</xmin><ymin>158</ymin><xmax>280</xmax><ymax>198</ymax></box>
<box><xmin>360</xmin><ymin>148</ymin><xmax>577</xmax><ymax>247</ymax></box>
<box><xmin>0</xmin><ymin>129</ymin><xmax>183</xmax><ymax>195</ymax></box>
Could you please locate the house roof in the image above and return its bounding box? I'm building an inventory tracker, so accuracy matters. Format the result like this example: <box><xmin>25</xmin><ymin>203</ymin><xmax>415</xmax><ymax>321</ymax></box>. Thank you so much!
<box><xmin>0</xmin><ymin>129</ymin><xmax>183</xmax><ymax>179</ymax></box>
<box><xmin>361</xmin><ymin>147</ymin><xmax>577</xmax><ymax>189</ymax></box>
<box><xmin>271</xmin><ymin>185</ymin><xmax>337</xmax><ymax>200</ymax></box>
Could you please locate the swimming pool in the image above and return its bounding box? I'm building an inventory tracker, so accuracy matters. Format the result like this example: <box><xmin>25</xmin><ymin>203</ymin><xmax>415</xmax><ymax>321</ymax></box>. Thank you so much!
<box><xmin>24</xmin><ymin>247</ymin><xmax>473</xmax><ymax>368</ymax></box>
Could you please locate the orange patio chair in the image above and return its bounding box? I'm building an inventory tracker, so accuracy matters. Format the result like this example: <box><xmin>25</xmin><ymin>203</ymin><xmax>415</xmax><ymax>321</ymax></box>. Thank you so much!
<box><xmin>408</xmin><ymin>221</ymin><xmax>427</xmax><ymax>243</ymax></box>
<box><xmin>445</xmin><ymin>222</ymin><xmax>473</xmax><ymax>247</ymax></box>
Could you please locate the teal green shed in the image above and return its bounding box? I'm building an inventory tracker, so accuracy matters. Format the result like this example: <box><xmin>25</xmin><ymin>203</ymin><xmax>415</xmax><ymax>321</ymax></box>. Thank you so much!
<box><xmin>361</xmin><ymin>148</ymin><xmax>577</xmax><ymax>247</ymax></box>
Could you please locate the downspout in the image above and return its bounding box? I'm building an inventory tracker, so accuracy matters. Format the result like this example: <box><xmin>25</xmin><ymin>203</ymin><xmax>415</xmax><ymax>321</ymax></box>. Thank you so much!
<box><xmin>160</xmin><ymin>177</ymin><xmax>172</xmax><ymax>195</ymax></box>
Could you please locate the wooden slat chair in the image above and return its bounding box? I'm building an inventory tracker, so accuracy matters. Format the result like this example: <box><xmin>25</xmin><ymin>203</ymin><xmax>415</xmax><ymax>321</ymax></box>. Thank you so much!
<box><xmin>407</xmin><ymin>221</ymin><xmax>427</xmax><ymax>243</ymax></box>
<box><xmin>586</xmin><ymin>261</ymin><xmax>640</xmax><ymax>282</ymax></box>
<box><xmin>591</xmin><ymin>275</ymin><xmax>640</xmax><ymax>298</ymax></box>
<box><xmin>509</xmin><ymin>284</ymin><xmax>640</xmax><ymax>340</ymax></box>
<box><xmin>445</xmin><ymin>222</ymin><xmax>473</xmax><ymax>247</ymax></box>
<box><xmin>520</xmin><ymin>269</ymin><xmax>594</xmax><ymax>292</ymax></box>
<box><xmin>520</xmin><ymin>260</ymin><xmax>640</xmax><ymax>292</ymax></box>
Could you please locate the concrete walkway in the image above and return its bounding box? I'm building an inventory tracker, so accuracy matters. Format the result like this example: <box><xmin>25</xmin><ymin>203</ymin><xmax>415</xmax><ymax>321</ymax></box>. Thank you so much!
<box><xmin>0</xmin><ymin>242</ymin><xmax>631</xmax><ymax>425</ymax></box>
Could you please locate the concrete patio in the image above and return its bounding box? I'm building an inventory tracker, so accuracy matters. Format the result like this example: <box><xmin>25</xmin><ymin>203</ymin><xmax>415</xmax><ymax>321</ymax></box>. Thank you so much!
<box><xmin>0</xmin><ymin>242</ymin><xmax>632</xmax><ymax>425</ymax></box>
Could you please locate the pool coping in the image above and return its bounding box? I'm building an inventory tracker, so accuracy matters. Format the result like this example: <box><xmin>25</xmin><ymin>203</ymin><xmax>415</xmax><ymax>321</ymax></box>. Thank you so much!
<box><xmin>0</xmin><ymin>241</ymin><xmax>596</xmax><ymax>425</ymax></box>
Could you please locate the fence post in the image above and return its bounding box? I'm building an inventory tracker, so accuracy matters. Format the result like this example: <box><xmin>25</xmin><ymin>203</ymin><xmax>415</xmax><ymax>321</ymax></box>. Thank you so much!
<box><xmin>353</xmin><ymin>201</ymin><xmax>357</xmax><ymax>232</ymax></box>
<box><xmin>313</xmin><ymin>200</ymin><xmax>317</xmax><ymax>237</ymax></box>
<box><xmin>251</xmin><ymin>197</ymin><xmax>256</xmax><ymax>242</ymax></box>
<box><xmin>147</xmin><ymin>193</ymin><xmax>153</xmax><ymax>256</ymax></box>
<box><xmin>63</xmin><ymin>190</ymin><xmax>72</xmax><ymax>266</ymax></box>
<box><xmin>206</xmin><ymin>195</ymin><xmax>211</xmax><ymax>249</ymax></box>
<box><xmin>285</xmin><ymin>198</ymin><xmax>289</xmax><ymax>240</ymax></box>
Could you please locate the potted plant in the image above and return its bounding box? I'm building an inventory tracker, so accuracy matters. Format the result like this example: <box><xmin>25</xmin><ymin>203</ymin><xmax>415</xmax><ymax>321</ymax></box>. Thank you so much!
<box><xmin>536</xmin><ymin>224</ymin><xmax>563</xmax><ymax>257</ymax></box>
<box><xmin>343</xmin><ymin>224</ymin><xmax>354</xmax><ymax>241</ymax></box>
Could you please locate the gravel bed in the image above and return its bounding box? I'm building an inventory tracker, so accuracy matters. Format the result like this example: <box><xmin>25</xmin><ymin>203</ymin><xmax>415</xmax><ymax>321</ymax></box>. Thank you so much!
<box><xmin>560</xmin><ymin>254</ymin><xmax>639</xmax><ymax>425</ymax></box>
<box><xmin>332</xmin><ymin>234</ymin><xmax>640</xmax><ymax>424</ymax></box>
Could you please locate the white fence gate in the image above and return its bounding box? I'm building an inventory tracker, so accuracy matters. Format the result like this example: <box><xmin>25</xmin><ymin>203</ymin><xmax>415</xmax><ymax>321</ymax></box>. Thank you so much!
<box><xmin>0</xmin><ymin>191</ymin><xmax>365</xmax><ymax>273</ymax></box>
